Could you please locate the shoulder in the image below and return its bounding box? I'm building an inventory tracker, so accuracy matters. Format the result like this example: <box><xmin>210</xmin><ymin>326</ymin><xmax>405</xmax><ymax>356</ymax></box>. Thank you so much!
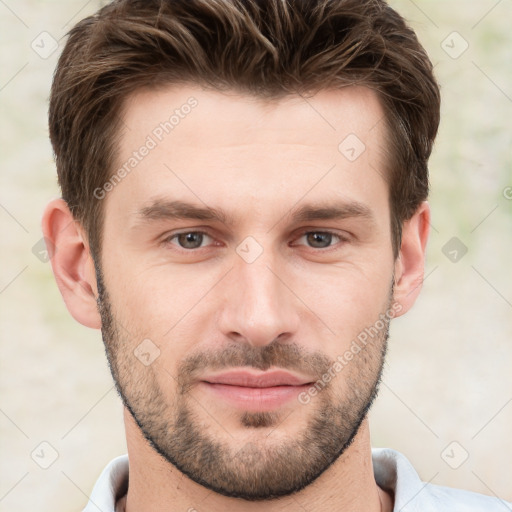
<box><xmin>372</xmin><ymin>447</ymin><xmax>511</xmax><ymax>512</ymax></box>
<box><xmin>426</xmin><ymin>483</ymin><xmax>511</xmax><ymax>511</ymax></box>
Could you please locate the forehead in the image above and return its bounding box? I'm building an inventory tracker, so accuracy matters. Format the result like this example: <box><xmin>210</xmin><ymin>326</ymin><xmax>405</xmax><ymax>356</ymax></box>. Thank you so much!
<box><xmin>120</xmin><ymin>84</ymin><xmax>386</xmax><ymax>150</ymax></box>
<box><xmin>106</xmin><ymin>84</ymin><xmax>389</xmax><ymax>227</ymax></box>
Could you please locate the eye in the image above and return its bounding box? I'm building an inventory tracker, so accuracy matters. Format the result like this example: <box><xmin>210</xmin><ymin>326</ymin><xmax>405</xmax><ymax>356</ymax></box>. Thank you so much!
<box><xmin>295</xmin><ymin>231</ymin><xmax>344</xmax><ymax>249</ymax></box>
<box><xmin>166</xmin><ymin>231</ymin><xmax>214</xmax><ymax>249</ymax></box>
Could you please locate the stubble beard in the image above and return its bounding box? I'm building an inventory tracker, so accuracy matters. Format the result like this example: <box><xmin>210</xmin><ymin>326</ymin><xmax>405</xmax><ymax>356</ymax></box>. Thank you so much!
<box><xmin>96</xmin><ymin>267</ymin><xmax>390</xmax><ymax>501</ymax></box>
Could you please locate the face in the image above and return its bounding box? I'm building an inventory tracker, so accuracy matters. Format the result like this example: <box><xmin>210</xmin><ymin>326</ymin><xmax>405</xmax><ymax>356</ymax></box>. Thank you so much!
<box><xmin>97</xmin><ymin>85</ymin><xmax>398</xmax><ymax>500</ymax></box>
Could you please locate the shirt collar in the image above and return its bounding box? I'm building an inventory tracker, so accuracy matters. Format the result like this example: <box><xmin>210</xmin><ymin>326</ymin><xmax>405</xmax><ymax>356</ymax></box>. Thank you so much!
<box><xmin>84</xmin><ymin>448</ymin><xmax>431</xmax><ymax>511</ymax></box>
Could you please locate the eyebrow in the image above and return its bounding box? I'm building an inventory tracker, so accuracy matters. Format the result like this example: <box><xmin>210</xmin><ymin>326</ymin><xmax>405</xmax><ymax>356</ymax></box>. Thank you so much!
<box><xmin>135</xmin><ymin>198</ymin><xmax>374</xmax><ymax>227</ymax></box>
<box><xmin>291</xmin><ymin>202</ymin><xmax>374</xmax><ymax>224</ymax></box>
<box><xmin>137</xmin><ymin>200</ymin><xmax>233</xmax><ymax>225</ymax></box>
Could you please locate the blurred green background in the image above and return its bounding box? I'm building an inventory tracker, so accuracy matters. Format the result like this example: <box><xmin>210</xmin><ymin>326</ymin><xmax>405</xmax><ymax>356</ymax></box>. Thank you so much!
<box><xmin>1</xmin><ymin>1</ymin><xmax>511</xmax><ymax>510</ymax></box>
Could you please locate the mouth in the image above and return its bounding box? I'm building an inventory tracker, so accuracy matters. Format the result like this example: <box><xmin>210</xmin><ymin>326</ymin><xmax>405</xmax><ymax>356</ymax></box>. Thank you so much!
<box><xmin>199</xmin><ymin>369</ymin><xmax>315</xmax><ymax>412</ymax></box>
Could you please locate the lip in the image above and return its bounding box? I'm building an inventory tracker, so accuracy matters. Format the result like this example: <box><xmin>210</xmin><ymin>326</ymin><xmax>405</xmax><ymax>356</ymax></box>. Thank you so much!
<box><xmin>199</xmin><ymin>369</ymin><xmax>315</xmax><ymax>412</ymax></box>
<box><xmin>202</xmin><ymin>369</ymin><xmax>313</xmax><ymax>387</ymax></box>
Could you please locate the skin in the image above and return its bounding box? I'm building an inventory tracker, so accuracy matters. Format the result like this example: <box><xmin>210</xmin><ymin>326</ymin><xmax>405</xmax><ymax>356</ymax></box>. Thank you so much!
<box><xmin>42</xmin><ymin>84</ymin><xmax>430</xmax><ymax>512</ymax></box>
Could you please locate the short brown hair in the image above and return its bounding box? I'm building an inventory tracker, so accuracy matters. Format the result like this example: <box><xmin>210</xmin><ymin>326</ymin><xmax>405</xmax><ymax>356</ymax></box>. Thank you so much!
<box><xmin>49</xmin><ymin>0</ymin><xmax>440</xmax><ymax>260</ymax></box>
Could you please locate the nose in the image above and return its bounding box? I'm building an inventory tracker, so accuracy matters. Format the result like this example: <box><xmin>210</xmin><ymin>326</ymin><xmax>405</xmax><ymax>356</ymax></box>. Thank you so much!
<box><xmin>217</xmin><ymin>253</ymin><xmax>300</xmax><ymax>348</ymax></box>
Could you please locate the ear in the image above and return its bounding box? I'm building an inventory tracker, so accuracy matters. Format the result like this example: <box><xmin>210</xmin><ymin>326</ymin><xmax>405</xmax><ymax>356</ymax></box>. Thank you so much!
<box><xmin>392</xmin><ymin>201</ymin><xmax>430</xmax><ymax>316</ymax></box>
<box><xmin>41</xmin><ymin>198</ymin><xmax>101</xmax><ymax>329</ymax></box>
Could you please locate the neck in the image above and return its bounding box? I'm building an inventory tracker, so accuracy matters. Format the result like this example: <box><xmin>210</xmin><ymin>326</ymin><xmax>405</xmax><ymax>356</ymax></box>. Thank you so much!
<box><xmin>122</xmin><ymin>409</ymin><xmax>393</xmax><ymax>512</ymax></box>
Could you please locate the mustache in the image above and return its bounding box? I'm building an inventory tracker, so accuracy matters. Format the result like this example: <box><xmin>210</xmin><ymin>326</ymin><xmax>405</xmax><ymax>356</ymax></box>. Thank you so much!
<box><xmin>176</xmin><ymin>341</ymin><xmax>333</xmax><ymax>393</ymax></box>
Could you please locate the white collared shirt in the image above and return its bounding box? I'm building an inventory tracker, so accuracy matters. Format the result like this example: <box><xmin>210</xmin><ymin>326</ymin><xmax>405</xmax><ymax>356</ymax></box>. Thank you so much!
<box><xmin>83</xmin><ymin>448</ymin><xmax>511</xmax><ymax>511</ymax></box>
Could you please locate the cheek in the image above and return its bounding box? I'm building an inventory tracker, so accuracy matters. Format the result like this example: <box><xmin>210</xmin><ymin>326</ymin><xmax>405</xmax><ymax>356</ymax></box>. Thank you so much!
<box><xmin>291</xmin><ymin>262</ymin><xmax>393</xmax><ymax>343</ymax></box>
<box><xmin>102</xmin><ymin>231</ymin><xmax>394</xmax><ymax>356</ymax></box>
<box><xmin>105</xmin><ymin>260</ymin><xmax>222</xmax><ymax>346</ymax></box>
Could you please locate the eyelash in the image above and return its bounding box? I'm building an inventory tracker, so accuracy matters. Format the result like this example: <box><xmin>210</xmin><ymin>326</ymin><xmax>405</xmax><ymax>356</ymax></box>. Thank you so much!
<box><xmin>162</xmin><ymin>229</ymin><xmax>348</xmax><ymax>251</ymax></box>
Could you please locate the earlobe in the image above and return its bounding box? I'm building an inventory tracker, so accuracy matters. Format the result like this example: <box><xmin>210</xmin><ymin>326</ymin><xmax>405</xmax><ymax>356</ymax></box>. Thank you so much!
<box><xmin>392</xmin><ymin>201</ymin><xmax>430</xmax><ymax>316</ymax></box>
<box><xmin>41</xmin><ymin>199</ymin><xmax>102</xmax><ymax>329</ymax></box>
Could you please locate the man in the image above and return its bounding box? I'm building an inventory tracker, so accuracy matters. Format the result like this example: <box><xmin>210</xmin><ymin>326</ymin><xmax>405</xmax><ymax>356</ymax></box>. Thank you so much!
<box><xmin>41</xmin><ymin>0</ymin><xmax>511</xmax><ymax>510</ymax></box>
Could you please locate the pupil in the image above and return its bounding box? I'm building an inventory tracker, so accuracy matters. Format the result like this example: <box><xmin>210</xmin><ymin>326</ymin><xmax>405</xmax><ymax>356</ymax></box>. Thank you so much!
<box><xmin>307</xmin><ymin>232</ymin><xmax>331</xmax><ymax>248</ymax></box>
<box><xmin>179</xmin><ymin>232</ymin><xmax>202</xmax><ymax>248</ymax></box>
